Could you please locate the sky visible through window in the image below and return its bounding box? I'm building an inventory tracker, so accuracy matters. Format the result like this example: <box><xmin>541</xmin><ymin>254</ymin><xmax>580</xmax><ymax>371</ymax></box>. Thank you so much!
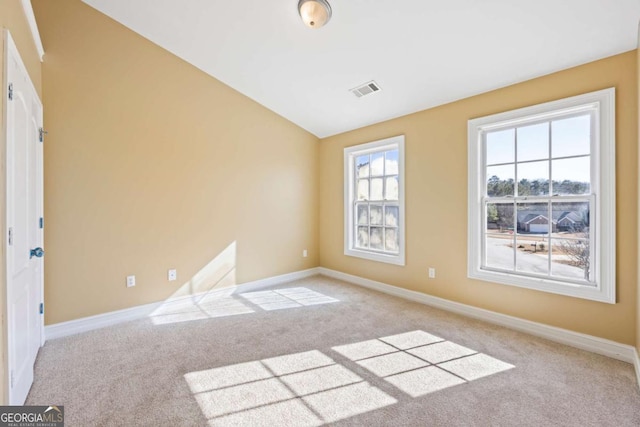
<box><xmin>485</xmin><ymin>114</ymin><xmax>591</xmax><ymax>186</ymax></box>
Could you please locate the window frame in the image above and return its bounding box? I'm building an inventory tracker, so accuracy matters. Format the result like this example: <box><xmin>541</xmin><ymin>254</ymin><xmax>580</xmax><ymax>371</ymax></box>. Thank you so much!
<box><xmin>344</xmin><ymin>135</ymin><xmax>405</xmax><ymax>266</ymax></box>
<box><xmin>467</xmin><ymin>88</ymin><xmax>615</xmax><ymax>303</ymax></box>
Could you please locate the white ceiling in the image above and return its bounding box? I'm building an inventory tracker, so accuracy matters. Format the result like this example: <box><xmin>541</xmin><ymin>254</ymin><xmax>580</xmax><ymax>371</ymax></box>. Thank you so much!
<box><xmin>82</xmin><ymin>0</ymin><xmax>640</xmax><ymax>138</ymax></box>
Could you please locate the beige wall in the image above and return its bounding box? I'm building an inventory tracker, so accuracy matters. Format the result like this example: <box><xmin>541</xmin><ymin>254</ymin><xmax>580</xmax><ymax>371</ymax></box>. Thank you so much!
<box><xmin>320</xmin><ymin>51</ymin><xmax>638</xmax><ymax>345</ymax></box>
<box><xmin>1</xmin><ymin>0</ymin><xmax>43</xmax><ymax>407</ymax></box>
<box><xmin>637</xmin><ymin>26</ymin><xmax>640</xmax><ymax>355</ymax></box>
<box><xmin>32</xmin><ymin>0</ymin><xmax>319</xmax><ymax>324</ymax></box>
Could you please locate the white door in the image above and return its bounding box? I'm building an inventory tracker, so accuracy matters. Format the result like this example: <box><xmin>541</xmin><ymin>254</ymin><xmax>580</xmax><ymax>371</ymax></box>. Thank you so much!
<box><xmin>5</xmin><ymin>30</ymin><xmax>44</xmax><ymax>406</ymax></box>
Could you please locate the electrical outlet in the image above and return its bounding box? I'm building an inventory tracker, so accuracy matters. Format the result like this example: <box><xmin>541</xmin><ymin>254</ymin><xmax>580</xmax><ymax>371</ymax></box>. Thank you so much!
<box><xmin>428</xmin><ymin>268</ymin><xmax>436</xmax><ymax>279</ymax></box>
<box><xmin>302</xmin><ymin>249</ymin><xmax>308</xmax><ymax>258</ymax></box>
<box><xmin>126</xmin><ymin>275</ymin><xmax>136</xmax><ymax>287</ymax></box>
<box><xmin>168</xmin><ymin>269</ymin><xmax>177</xmax><ymax>281</ymax></box>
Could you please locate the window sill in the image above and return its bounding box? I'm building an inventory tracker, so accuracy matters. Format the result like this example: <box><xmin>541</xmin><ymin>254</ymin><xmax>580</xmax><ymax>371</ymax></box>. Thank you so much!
<box><xmin>345</xmin><ymin>248</ymin><xmax>405</xmax><ymax>266</ymax></box>
<box><xmin>468</xmin><ymin>268</ymin><xmax>614</xmax><ymax>304</ymax></box>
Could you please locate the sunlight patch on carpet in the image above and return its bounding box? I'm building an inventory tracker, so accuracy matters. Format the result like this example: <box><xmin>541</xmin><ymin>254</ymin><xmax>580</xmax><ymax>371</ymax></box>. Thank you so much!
<box><xmin>302</xmin><ymin>382</ymin><xmax>397</xmax><ymax>423</ymax></box>
<box><xmin>186</xmin><ymin>350</ymin><xmax>396</xmax><ymax>426</ymax></box>
<box><xmin>150</xmin><ymin>297</ymin><xmax>255</xmax><ymax>325</ymax></box>
<box><xmin>209</xmin><ymin>399</ymin><xmax>321</xmax><ymax>427</ymax></box>
<box><xmin>150</xmin><ymin>287</ymin><xmax>339</xmax><ymax>325</ymax></box>
<box><xmin>408</xmin><ymin>341</ymin><xmax>476</xmax><ymax>364</ymax></box>
<box><xmin>262</xmin><ymin>350</ymin><xmax>335</xmax><ymax>376</ymax></box>
<box><xmin>438</xmin><ymin>353</ymin><xmax>515</xmax><ymax>381</ymax></box>
<box><xmin>195</xmin><ymin>378</ymin><xmax>294</xmax><ymax>419</ymax></box>
<box><xmin>331</xmin><ymin>339</ymin><xmax>397</xmax><ymax>360</ymax></box>
<box><xmin>386</xmin><ymin>366</ymin><xmax>466</xmax><ymax>397</ymax></box>
<box><xmin>281</xmin><ymin>364</ymin><xmax>362</xmax><ymax>396</ymax></box>
<box><xmin>185</xmin><ymin>361</ymin><xmax>272</xmax><ymax>393</ymax></box>
<box><xmin>380</xmin><ymin>330</ymin><xmax>444</xmax><ymax>349</ymax></box>
<box><xmin>332</xmin><ymin>330</ymin><xmax>515</xmax><ymax>398</ymax></box>
<box><xmin>239</xmin><ymin>288</ymin><xmax>339</xmax><ymax>311</ymax></box>
<box><xmin>356</xmin><ymin>351</ymin><xmax>428</xmax><ymax>377</ymax></box>
<box><xmin>187</xmin><ymin>331</ymin><xmax>513</xmax><ymax>424</ymax></box>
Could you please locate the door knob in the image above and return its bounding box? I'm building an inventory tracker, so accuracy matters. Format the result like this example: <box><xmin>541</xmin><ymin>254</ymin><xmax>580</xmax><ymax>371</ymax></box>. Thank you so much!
<box><xmin>30</xmin><ymin>247</ymin><xmax>44</xmax><ymax>259</ymax></box>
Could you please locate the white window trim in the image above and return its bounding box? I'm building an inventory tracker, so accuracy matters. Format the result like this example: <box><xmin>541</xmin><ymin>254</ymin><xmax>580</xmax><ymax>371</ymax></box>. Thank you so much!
<box><xmin>344</xmin><ymin>135</ymin><xmax>406</xmax><ymax>266</ymax></box>
<box><xmin>467</xmin><ymin>88</ymin><xmax>616</xmax><ymax>303</ymax></box>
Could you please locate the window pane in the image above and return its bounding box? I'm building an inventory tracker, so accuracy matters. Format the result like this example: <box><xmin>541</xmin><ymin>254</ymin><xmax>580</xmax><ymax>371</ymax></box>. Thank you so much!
<box><xmin>370</xmin><ymin>227</ymin><xmax>383</xmax><ymax>250</ymax></box>
<box><xmin>517</xmin><ymin>122</ymin><xmax>549</xmax><ymax>162</ymax></box>
<box><xmin>486</xmin><ymin>203</ymin><xmax>514</xmax><ymax>233</ymax></box>
<box><xmin>552</xmin><ymin>115</ymin><xmax>591</xmax><ymax>158</ymax></box>
<box><xmin>485</xmin><ymin>234</ymin><xmax>514</xmax><ymax>271</ymax></box>
<box><xmin>552</xmin><ymin>201</ymin><xmax>590</xmax><ymax>235</ymax></box>
<box><xmin>385</xmin><ymin>228</ymin><xmax>399</xmax><ymax>252</ymax></box>
<box><xmin>370</xmin><ymin>205</ymin><xmax>383</xmax><ymax>225</ymax></box>
<box><xmin>385</xmin><ymin>206</ymin><xmax>399</xmax><ymax>227</ymax></box>
<box><xmin>551</xmin><ymin>238</ymin><xmax>591</xmax><ymax>282</ymax></box>
<box><xmin>486</xmin><ymin>164</ymin><xmax>514</xmax><ymax>197</ymax></box>
<box><xmin>371</xmin><ymin>152</ymin><xmax>384</xmax><ymax>176</ymax></box>
<box><xmin>515</xmin><ymin>202</ymin><xmax>550</xmax><ymax>275</ymax></box>
<box><xmin>357</xmin><ymin>226</ymin><xmax>369</xmax><ymax>248</ymax></box>
<box><xmin>515</xmin><ymin>234</ymin><xmax>549</xmax><ymax>275</ymax></box>
<box><xmin>551</xmin><ymin>156</ymin><xmax>590</xmax><ymax>195</ymax></box>
<box><xmin>517</xmin><ymin>160</ymin><xmax>549</xmax><ymax>196</ymax></box>
<box><xmin>356</xmin><ymin>155</ymin><xmax>370</xmax><ymax>178</ymax></box>
<box><xmin>357</xmin><ymin>205</ymin><xmax>368</xmax><ymax>225</ymax></box>
<box><xmin>486</xmin><ymin>129</ymin><xmax>515</xmax><ymax>165</ymax></box>
<box><xmin>357</xmin><ymin>179</ymin><xmax>369</xmax><ymax>201</ymax></box>
<box><xmin>370</xmin><ymin>178</ymin><xmax>383</xmax><ymax>200</ymax></box>
<box><xmin>385</xmin><ymin>176</ymin><xmax>399</xmax><ymax>200</ymax></box>
<box><xmin>517</xmin><ymin>202</ymin><xmax>549</xmax><ymax>235</ymax></box>
<box><xmin>385</xmin><ymin>150</ymin><xmax>399</xmax><ymax>175</ymax></box>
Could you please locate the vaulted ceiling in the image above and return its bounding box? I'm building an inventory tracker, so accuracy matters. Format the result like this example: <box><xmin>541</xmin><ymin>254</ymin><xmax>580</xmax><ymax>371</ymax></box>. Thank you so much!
<box><xmin>82</xmin><ymin>0</ymin><xmax>640</xmax><ymax>138</ymax></box>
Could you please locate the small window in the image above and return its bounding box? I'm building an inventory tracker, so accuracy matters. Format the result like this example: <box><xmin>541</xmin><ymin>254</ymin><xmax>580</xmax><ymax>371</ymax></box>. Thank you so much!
<box><xmin>344</xmin><ymin>136</ymin><xmax>405</xmax><ymax>265</ymax></box>
<box><xmin>468</xmin><ymin>89</ymin><xmax>615</xmax><ymax>303</ymax></box>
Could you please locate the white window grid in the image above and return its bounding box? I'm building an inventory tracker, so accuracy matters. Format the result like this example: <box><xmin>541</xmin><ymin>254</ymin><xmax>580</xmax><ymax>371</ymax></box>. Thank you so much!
<box><xmin>481</xmin><ymin>110</ymin><xmax>597</xmax><ymax>286</ymax></box>
<box><xmin>354</xmin><ymin>150</ymin><xmax>400</xmax><ymax>255</ymax></box>
<box><xmin>344</xmin><ymin>135</ymin><xmax>405</xmax><ymax>266</ymax></box>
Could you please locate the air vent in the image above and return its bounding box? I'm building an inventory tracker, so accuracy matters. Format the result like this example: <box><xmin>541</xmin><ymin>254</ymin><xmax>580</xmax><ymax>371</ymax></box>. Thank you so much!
<box><xmin>350</xmin><ymin>81</ymin><xmax>381</xmax><ymax>98</ymax></box>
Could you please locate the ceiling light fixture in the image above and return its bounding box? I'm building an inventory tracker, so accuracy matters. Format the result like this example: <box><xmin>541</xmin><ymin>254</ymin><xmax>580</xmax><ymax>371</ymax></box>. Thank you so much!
<box><xmin>298</xmin><ymin>0</ymin><xmax>332</xmax><ymax>29</ymax></box>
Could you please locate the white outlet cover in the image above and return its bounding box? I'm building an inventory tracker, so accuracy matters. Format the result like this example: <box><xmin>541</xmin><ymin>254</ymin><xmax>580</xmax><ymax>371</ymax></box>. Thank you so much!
<box><xmin>126</xmin><ymin>275</ymin><xmax>136</xmax><ymax>287</ymax></box>
<box><xmin>168</xmin><ymin>269</ymin><xmax>177</xmax><ymax>281</ymax></box>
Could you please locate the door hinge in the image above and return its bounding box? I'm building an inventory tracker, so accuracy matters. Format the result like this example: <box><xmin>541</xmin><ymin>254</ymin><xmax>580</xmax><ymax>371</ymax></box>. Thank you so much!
<box><xmin>8</xmin><ymin>83</ymin><xmax>13</xmax><ymax>101</ymax></box>
<box><xmin>8</xmin><ymin>227</ymin><xmax>13</xmax><ymax>246</ymax></box>
<box><xmin>39</xmin><ymin>128</ymin><xmax>47</xmax><ymax>143</ymax></box>
<box><xmin>10</xmin><ymin>370</ymin><xmax>14</xmax><ymax>389</ymax></box>
<box><xmin>40</xmin><ymin>302</ymin><xmax>44</xmax><ymax>314</ymax></box>
<box><xmin>39</xmin><ymin>217</ymin><xmax>44</xmax><ymax>229</ymax></box>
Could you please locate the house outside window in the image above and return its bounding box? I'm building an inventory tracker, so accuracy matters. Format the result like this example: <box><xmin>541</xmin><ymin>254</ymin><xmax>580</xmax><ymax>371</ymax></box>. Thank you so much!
<box><xmin>344</xmin><ymin>135</ymin><xmax>405</xmax><ymax>265</ymax></box>
<box><xmin>467</xmin><ymin>89</ymin><xmax>615</xmax><ymax>303</ymax></box>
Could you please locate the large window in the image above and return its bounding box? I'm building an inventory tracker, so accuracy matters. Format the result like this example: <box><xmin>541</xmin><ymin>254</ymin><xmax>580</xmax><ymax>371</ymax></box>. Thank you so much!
<box><xmin>344</xmin><ymin>136</ymin><xmax>405</xmax><ymax>265</ymax></box>
<box><xmin>468</xmin><ymin>89</ymin><xmax>615</xmax><ymax>303</ymax></box>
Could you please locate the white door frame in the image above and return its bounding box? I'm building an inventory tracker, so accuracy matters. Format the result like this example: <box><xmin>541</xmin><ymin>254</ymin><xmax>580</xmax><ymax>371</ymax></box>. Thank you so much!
<box><xmin>3</xmin><ymin>29</ymin><xmax>45</xmax><ymax>405</ymax></box>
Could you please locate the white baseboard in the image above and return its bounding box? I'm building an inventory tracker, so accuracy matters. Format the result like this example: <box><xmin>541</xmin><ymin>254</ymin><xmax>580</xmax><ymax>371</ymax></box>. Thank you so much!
<box><xmin>318</xmin><ymin>267</ymin><xmax>637</xmax><ymax>364</ymax></box>
<box><xmin>45</xmin><ymin>267</ymin><xmax>320</xmax><ymax>340</ymax></box>
<box><xmin>634</xmin><ymin>349</ymin><xmax>640</xmax><ymax>391</ymax></box>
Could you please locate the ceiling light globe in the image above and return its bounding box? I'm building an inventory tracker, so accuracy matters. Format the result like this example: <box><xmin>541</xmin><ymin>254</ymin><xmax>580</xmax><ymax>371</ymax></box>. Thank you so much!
<box><xmin>298</xmin><ymin>0</ymin><xmax>332</xmax><ymax>29</ymax></box>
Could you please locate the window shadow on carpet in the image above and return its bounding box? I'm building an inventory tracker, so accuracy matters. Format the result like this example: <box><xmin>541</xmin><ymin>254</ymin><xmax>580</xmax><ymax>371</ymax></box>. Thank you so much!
<box><xmin>150</xmin><ymin>287</ymin><xmax>339</xmax><ymax>325</ymax></box>
<box><xmin>185</xmin><ymin>330</ymin><xmax>514</xmax><ymax>425</ymax></box>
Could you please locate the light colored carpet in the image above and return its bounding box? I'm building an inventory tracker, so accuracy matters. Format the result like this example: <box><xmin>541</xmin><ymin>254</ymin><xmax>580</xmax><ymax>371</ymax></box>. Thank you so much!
<box><xmin>27</xmin><ymin>275</ymin><xmax>640</xmax><ymax>426</ymax></box>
